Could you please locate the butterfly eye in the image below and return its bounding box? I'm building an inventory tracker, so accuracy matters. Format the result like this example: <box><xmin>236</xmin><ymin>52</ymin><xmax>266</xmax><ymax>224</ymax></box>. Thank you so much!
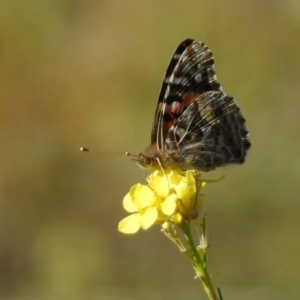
<box><xmin>143</xmin><ymin>155</ymin><xmax>152</xmax><ymax>165</ymax></box>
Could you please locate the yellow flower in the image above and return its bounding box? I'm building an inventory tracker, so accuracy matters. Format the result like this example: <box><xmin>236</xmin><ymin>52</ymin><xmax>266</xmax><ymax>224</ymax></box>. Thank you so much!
<box><xmin>118</xmin><ymin>170</ymin><xmax>205</xmax><ymax>234</ymax></box>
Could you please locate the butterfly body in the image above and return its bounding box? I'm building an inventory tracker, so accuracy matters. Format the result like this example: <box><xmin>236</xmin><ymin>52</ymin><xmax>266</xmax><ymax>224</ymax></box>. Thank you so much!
<box><xmin>136</xmin><ymin>39</ymin><xmax>250</xmax><ymax>172</ymax></box>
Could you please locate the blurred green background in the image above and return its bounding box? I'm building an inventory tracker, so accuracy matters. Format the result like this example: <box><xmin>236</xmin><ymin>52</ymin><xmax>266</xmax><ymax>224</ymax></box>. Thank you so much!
<box><xmin>1</xmin><ymin>1</ymin><xmax>300</xmax><ymax>299</ymax></box>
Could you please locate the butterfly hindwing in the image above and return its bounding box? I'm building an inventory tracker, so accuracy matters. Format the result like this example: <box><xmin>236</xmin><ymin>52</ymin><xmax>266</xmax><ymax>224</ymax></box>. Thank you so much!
<box><xmin>165</xmin><ymin>91</ymin><xmax>250</xmax><ymax>171</ymax></box>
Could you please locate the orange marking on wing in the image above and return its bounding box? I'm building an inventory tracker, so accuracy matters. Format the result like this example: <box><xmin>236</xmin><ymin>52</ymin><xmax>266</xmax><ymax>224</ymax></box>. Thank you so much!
<box><xmin>182</xmin><ymin>91</ymin><xmax>198</xmax><ymax>108</ymax></box>
<box><xmin>169</xmin><ymin>101</ymin><xmax>182</xmax><ymax>115</ymax></box>
<box><xmin>163</xmin><ymin>102</ymin><xmax>183</xmax><ymax>137</ymax></box>
<box><xmin>163</xmin><ymin>120</ymin><xmax>174</xmax><ymax>138</ymax></box>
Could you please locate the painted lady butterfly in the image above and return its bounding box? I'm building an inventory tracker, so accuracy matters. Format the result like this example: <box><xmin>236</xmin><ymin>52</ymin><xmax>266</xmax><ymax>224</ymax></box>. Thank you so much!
<box><xmin>135</xmin><ymin>39</ymin><xmax>251</xmax><ymax>172</ymax></box>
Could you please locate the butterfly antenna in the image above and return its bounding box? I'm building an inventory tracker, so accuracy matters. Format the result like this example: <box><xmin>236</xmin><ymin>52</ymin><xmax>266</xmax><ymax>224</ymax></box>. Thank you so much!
<box><xmin>80</xmin><ymin>147</ymin><xmax>91</xmax><ymax>152</ymax></box>
<box><xmin>80</xmin><ymin>147</ymin><xmax>129</xmax><ymax>155</ymax></box>
<box><xmin>80</xmin><ymin>147</ymin><xmax>103</xmax><ymax>153</ymax></box>
<box><xmin>125</xmin><ymin>152</ymin><xmax>139</xmax><ymax>157</ymax></box>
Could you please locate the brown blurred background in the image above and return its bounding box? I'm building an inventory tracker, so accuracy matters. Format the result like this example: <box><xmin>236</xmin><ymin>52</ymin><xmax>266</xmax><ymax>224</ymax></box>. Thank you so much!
<box><xmin>1</xmin><ymin>1</ymin><xmax>300</xmax><ymax>299</ymax></box>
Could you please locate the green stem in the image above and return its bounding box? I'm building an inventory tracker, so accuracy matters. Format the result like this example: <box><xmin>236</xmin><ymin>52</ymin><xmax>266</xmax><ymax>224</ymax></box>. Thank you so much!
<box><xmin>181</xmin><ymin>220</ymin><xmax>219</xmax><ymax>300</ymax></box>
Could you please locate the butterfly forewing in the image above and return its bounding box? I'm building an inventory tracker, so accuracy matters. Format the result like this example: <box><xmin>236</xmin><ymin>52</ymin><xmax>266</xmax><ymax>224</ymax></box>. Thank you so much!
<box><xmin>151</xmin><ymin>39</ymin><xmax>223</xmax><ymax>152</ymax></box>
<box><xmin>151</xmin><ymin>39</ymin><xmax>194</xmax><ymax>152</ymax></box>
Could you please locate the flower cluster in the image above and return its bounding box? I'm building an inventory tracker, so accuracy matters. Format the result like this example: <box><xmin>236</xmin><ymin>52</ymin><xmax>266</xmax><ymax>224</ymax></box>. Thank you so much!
<box><xmin>118</xmin><ymin>170</ymin><xmax>205</xmax><ymax>234</ymax></box>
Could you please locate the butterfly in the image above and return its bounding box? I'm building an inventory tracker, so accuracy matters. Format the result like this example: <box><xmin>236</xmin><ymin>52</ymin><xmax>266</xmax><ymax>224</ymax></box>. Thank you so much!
<box><xmin>135</xmin><ymin>39</ymin><xmax>251</xmax><ymax>172</ymax></box>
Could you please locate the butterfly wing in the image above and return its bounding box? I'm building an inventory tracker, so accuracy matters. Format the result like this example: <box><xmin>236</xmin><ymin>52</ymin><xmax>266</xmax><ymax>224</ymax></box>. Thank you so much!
<box><xmin>150</xmin><ymin>39</ymin><xmax>223</xmax><ymax>152</ymax></box>
<box><xmin>143</xmin><ymin>39</ymin><xmax>250</xmax><ymax>171</ymax></box>
<box><xmin>165</xmin><ymin>91</ymin><xmax>251</xmax><ymax>171</ymax></box>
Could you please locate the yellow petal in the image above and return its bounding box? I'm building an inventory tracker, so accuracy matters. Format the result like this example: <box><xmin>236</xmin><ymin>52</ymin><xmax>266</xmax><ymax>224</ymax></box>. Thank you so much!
<box><xmin>175</xmin><ymin>177</ymin><xmax>196</xmax><ymax>202</ymax></box>
<box><xmin>131</xmin><ymin>184</ymin><xmax>157</xmax><ymax>208</ymax></box>
<box><xmin>140</xmin><ymin>207</ymin><xmax>158</xmax><ymax>229</ymax></box>
<box><xmin>172</xmin><ymin>212</ymin><xmax>183</xmax><ymax>225</ymax></box>
<box><xmin>118</xmin><ymin>214</ymin><xmax>141</xmax><ymax>234</ymax></box>
<box><xmin>160</xmin><ymin>193</ymin><xmax>177</xmax><ymax>215</ymax></box>
<box><xmin>123</xmin><ymin>192</ymin><xmax>137</xmax><ymax>213</ymax></box>
<box><xmin>148</xmin><ymin>171</ymin><xmax>169</xmax><ymax>198</ymax></box>
<box><xmin>169</xmin><ymin>172</ymin><xmax>183</xmax><ymax>186</ymax></box>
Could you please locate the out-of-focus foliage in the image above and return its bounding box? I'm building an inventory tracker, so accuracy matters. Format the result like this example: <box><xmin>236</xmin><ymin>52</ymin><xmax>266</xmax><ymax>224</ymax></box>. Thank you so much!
<box><xmin>1</xmin><ymin>1</ymin><xmax>300</xmax><ymax>299</ymax></box>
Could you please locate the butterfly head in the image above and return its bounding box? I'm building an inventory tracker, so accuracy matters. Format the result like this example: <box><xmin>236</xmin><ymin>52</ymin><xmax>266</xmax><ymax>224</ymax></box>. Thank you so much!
<box><xmin>126</xmin><ymin>147</ymin><xmax>162</xmax><ymax>170</ymax></box>
<box><xmin>133</xmin><ymin>154</ymin><xmax>153</xmax><ymax>170</ymax></box>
